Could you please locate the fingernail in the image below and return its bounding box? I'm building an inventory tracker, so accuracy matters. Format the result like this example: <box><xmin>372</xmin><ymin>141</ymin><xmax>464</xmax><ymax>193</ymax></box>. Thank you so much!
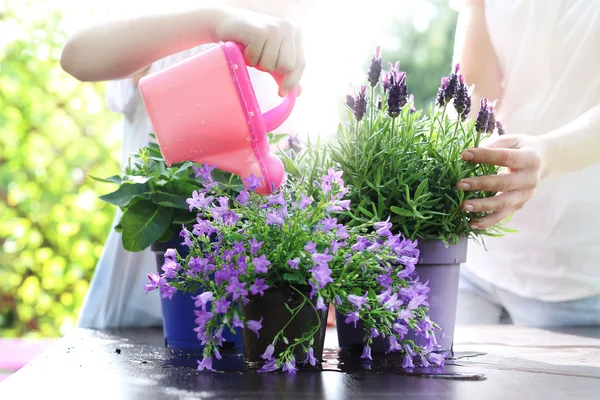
<box><xmin>458</xmin><ymin>182</ymin><xmax>470</xmax><ymax>190</ymax></box>
<box><xmin>462</xmin><ymin>151</ymin><xmax>474</xmax><ymax>160</ymax></box>
<box><xmin>279</xmin><ymin>90</ymin><xmax>289</xmax><ymax>97</ymax></box>
<box><xmin>464</xmin><ymin>205</ymin><xmax>474</xmax><ymax>212</ymax></box>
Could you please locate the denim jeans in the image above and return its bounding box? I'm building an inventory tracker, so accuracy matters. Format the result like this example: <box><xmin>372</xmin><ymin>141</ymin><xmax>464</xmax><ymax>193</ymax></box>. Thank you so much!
<box><xmin>457</xmin><ymin>267</ymin><xmax>600</xmax><ymax>327</ymax></box>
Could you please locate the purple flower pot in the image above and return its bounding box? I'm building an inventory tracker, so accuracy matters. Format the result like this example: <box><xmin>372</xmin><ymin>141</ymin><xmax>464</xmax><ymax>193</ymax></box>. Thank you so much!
<box><xmin>336</xmin><ymin>237</ymin><xmax>467</xmax><ymax>356</ymax></box>
<box><xmin>151</xmin><ymin>237</ymin><xmax>243</xmax><ymax>351</ymax></box>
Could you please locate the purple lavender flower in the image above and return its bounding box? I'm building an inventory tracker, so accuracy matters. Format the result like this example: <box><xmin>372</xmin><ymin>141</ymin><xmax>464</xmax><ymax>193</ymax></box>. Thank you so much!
<box><xmin>374</xmin><ymin>217</ymin><xmax>392</xmax><ymax>237</ymax></box>
<box><xmin>298</xmin><ymin>194</ymin><xmax>313</xmax><ymax>210</ymax></box>
<box><xmin>387</xmin><ymin>72</ymin><xmax>407</xmax><ymax>118</ymax></box>
<box><xmin>259</xmin><ymin>358</ymin><xmax>279</xmax><ymax>373</ymax></box>
<box><xmin>367</xmin><ymin>46</ymin><xmax>382</xmax><ymax>87</ymax></box>
<box><xmin>235</xmin><ymin>189</ymin><xmax>250</xmax><ymax>205</ymax></box>
<box><xmin>348</xmin><ymin>293</ymin><xmax>368</xmax><ymax>310</ymax></box>
<box><xmin>387</xmin><ymin>335</ymin><xmax>402</xmax><ymax>353</ymax></box>
<box><xmin>382</xmin><ymin>72</ymin><xmax>391</xmax><ymax>92</ymax></box>
<box><xmin>408</xmin><ymin>94</ymin><xmax>416</xmax><ymax>113</ymax></box>
<box><xmin>253</xmin><ymin>255</ymin><xmax>271</xmax><ymax>274</ymax></box>
<box><xmin>247</xmin><ymin>317</ymin><xmax>263</xmax><ymax>338</ymax></box>
<box><xmin>315</xmin><ymin>295</ymin><xmax>327</xmax><ymax>311</ymax></box>
<box><xmin>475</xmin><ymin>98</ymin><xmax>490</xmax><ymax>133</ymax></box>
<box><xmin>353</xmin><ymin>86</ymin><xmax>367</xmax><ymax>122</ymax></box>
<box><xmin>143</xmin><ymin>273</ymin><xmax>166</xmax><ymax>294</ymax></box>
<box><xmin>344</xmin><ymin>311</ymin><xmax>360</xmax><ymax>328</ymax></box>
<box><xmin>288</xmin><ymin>257</ymin><xmax>300</xmax><ymax>270</ymax></box>
<box><xmin>345</xmin><ymin>93</ymin><xmax>355</xmax><ymax>110</ymax></box>
<box><xmin>304</xmin><ymin>348</ymin><xmax>317</xmax><ymax>367</ymax></box>
<box><xmin>186</xmin><ymin>190</ymin><xmax>214</xmax><ymax>211</ymax></box>
<box><xmin>159</xmin><ymin>283</ymin><xmax>177</xmax><ymax>300</ymax></box>
<box><xmin>261</xmin><ymin>344</ymin><xmax>275</xmax><ymax>360</ymax></box>
<box><xmin>486</xmin><ymin>101</ymin><xmax>497</xmax><ymax>134</ymax></box>
<box><xmin>250</xmin><ymin>278</ymin><xmax>269</xmax><ymax>296</ymax></box>
<box><xmin>436</xmin><ymin>77</ymin><xmax>448</xmax><ymax>107</ymax></box>
<box><xmin>244</xmin><ymin>174</ymin><xmax>263</xmax><ymax>191</ymax></box>
<box><xmin>192</xmin><ymin>291</ymin><xmax>213</xmax><ymax>308</ymax></box>
<box><xmin>226</xmin><ymin>277</ymin><xmax>248</xmax><ymax>300</ymax></box>
<box><xmin>214</xmin><ymin>297</ymin><xmax>230</xmax><ymax>314</ymax></box>
<box><xmin>496</xmin><ymin>120</ymin><xmax>505</xmax><ymax>136</ymax></box>
<box><xmin>197</xmin><ymin>356</ymin><xmax>214</xmax><ymax>371</ymax></box>
<box><xmin>282</xmin><ymin>357</ymin><xmax>298</xmax><ymax>374</ymax></box>
<box><xmin>361</xmin><ymin>345</ymin><xmax>372</xmax><ymax>361</ymax></box>
<box><xmin>453</xmin><ymin>75</ymin><xmax>469</xmax><ymax>118</ymax></box>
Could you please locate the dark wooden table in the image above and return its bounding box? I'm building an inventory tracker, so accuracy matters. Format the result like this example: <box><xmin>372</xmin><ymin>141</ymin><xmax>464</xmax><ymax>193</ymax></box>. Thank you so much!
<box><xmin>1</xmin><ymin>326</ymin><xmax>599</xmax><ymax>399</ymax></box>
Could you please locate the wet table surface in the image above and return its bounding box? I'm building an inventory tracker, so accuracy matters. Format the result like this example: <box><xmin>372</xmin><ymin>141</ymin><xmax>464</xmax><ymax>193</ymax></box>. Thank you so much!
<box><xmin>1</xmin><ymin>326</ymin><xmax>599</xmax><ymax>399</ymax></box>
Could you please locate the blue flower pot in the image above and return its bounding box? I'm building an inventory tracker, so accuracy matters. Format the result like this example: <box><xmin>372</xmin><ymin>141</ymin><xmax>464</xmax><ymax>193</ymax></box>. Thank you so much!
<box><xmin>151</xmin><ymin>236</ymin><xmax>243</xmax><ymax>351</ymax></box>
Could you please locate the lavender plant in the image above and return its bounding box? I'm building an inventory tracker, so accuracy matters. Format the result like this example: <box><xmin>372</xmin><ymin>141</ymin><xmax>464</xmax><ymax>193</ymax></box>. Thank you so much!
<box><xmin>144</xmin><ymin>167</ymin><xmax>445</xmax><ymax>373</ymax></box>
<box><xmin>323</xmin><ymin>48</ymin><xmax>511</xmax><ymax>244</ymax></box>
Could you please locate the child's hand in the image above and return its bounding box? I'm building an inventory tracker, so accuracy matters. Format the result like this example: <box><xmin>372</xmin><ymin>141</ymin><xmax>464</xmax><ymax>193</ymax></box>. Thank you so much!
<box><xmin>214</xmin><ymin>7</ymin><xmax>305</xmax><ymax>97</ymax></box>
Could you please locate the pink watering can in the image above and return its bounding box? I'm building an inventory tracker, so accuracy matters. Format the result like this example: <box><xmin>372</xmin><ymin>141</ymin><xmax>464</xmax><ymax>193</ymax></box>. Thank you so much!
<box><xmin>138</xmin><ymin>42</ymin><xmax>297</xmax><ymax>194</ymax></box>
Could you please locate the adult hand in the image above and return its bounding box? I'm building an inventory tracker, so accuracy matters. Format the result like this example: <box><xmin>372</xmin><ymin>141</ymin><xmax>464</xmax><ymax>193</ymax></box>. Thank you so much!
<box><xmin>456</xmin><ymin>134</ymin><xmax>547</xmax><ymax>229</ymax></box>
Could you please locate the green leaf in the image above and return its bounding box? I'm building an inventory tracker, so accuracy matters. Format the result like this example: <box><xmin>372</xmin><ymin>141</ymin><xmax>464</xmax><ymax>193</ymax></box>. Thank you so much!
<box><xmin>390</xmin><ymin>206</ymin><xmax>414</xmax><ymax>217</ymax></box>
<box><xmin>121</xmin><ymin>200</ymin><xmax>171</xmax><ymax>252</ymax></box>
<box><xmin>151</xmin><ymin>192</ymin><xmax>189</xmax><ymax>209</ymax></box>
<box><xmin>99</xmin><ymin>182</ymin><xmax>150</xmax><ymax>206</ymax></box>
<box><xmin>123</xmin><ymin>175</ymin><xmax>152</xmax><ymax>184</ymax></box>
<box><xmin>173</xmin><ymin>162</ymin><xmax>194</xmax><ymax>179</ymax></box>
<box><xmin>89</xmin><ymin>174</ymin><xmax>122</xmax><ymax>184</ymax></box>
<box><xmin>283</xmin><ymin>272</ymin><xmax>305</xmax><ymax>285</ymax></box>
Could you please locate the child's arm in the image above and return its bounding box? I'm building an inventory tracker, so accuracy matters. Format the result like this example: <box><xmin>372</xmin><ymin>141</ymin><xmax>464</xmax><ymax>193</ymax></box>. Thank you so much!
<box><xmin>61</xmin><ymin>4</ymin><xmax>304</xmax><ymax>95</ymax></box>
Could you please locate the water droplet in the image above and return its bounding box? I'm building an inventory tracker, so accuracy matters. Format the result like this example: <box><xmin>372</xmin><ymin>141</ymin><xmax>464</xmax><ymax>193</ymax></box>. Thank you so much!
<box><xmin>233</xmin><ymin>64</ymin><xmax>239</xmax><ymax>70</ymax></box>
<box><xmin>248</xmin><ymin>111</ymin><xmax>254</xmax><ymax>117</ymax></box>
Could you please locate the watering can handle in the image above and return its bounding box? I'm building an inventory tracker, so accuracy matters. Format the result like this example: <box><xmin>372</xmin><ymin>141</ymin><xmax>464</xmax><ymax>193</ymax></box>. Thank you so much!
<box><xmin>234</xmin><ymin>43</ymin><xmax>298</xmax><ymax>133</ymax></box>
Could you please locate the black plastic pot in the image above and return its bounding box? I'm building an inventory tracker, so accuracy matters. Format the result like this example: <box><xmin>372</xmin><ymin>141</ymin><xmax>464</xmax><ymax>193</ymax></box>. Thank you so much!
<box><xmin>240</xmin><ymin>285</ymin><xmax>329</xmax><ymax>367</ymax></box>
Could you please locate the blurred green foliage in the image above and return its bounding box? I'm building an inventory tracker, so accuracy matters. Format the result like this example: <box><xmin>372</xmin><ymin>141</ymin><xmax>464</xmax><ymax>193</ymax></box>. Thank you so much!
<box><xmin>0</xmin><ymin>8</ymin><xmax>121</xmax><ymax>337</ymax></box>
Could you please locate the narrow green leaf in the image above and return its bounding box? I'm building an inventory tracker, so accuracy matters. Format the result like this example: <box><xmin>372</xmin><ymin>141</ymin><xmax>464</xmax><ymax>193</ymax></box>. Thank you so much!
<box><xmin>89</xmin><ymin>174</ymin><xmax>122</xmax><ymax>184</ymax></box>
<box><xmin>390</xmin><ymin>206</ymin><xmax>414</xmax><ymax>217</ymax></box>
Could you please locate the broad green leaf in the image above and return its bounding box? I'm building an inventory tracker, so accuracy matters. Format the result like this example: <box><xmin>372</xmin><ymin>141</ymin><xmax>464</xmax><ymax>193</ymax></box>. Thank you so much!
<box><xmin>151</xmin><ymin>192</ymin><xmax>189</xmax><ymax>209</ymax></box>
<box><xmin>99</xmin><ymin>182</ymin><xmax>150</xmax><ymax>206</ymax></box>
<box><xmin>121</xmin><ymin>200</ymin><xmax>171</xmax><ymax>252</ymax></box>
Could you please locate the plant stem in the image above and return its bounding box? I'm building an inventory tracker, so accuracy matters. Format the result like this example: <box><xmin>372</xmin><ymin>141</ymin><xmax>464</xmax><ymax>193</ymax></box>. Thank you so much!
<box><xmin>370</xmin><ymin>87</ymin><xmax>375</xmax><ymax>136</ymax></box>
